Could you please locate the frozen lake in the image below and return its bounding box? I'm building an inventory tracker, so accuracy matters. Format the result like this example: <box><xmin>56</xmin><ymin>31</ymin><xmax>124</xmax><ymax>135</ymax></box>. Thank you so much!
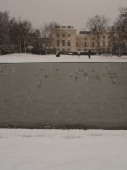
<box><xmin>0</xmin><ymin>61</ymin><xmax>127</xmax><ymax>129</ymax></box>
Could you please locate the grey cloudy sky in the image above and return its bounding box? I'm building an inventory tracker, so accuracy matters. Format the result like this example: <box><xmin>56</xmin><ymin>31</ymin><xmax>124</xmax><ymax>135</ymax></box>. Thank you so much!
<box><xmin>0</xmin><ymin>0</ymin><xmax>127</xmax><ymax>31</ymax></box>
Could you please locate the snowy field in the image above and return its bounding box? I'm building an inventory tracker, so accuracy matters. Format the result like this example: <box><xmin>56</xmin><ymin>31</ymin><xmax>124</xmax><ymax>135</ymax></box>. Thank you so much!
<box><xmin>0</xmin><ymin>129</ymin><xmax>127</xmax><ymax>170</ymax></box>
<box><xmin>0</xmin><ymin>53</ymin><xmax>127</xmax><ymax>63</ymax></box>
<box><xmin>0</xmin><ymin>54</ymin><xmax>127</xmax><ymax>170</ymax></box>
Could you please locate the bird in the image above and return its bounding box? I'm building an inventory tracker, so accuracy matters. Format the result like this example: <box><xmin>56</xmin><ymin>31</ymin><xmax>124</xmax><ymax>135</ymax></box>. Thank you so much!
<box><xmin>113</xmin><ymin>79</ymin><xmax>116</xmax><ymax>84</ymax></box>
<box><xmin>75</xmin><ymin>75</ymin><xmax>79</xmax><ymax>80</ymax></box>
<box><xmin>44</xmin><ymin>74</ymin><xmax>48</xmax><ymax>78</ymax></box>
<box><xmin>84</xmin><ymin>72</ymin><xmax>88</xmax><ymax>77</ymax></box>
<box><xmin>85</xmin><ymin>76</ymin><xmax>89</xmax><ymax>82</ymax></box>
<box><xmin>113</xmin><ymin>73</ymin><xmax>118</xmax><ymax>77</ymax></box>
<box><xmin>96</xmin><ymin>75</ymin><xmax>101</xmax><ymax>79</ymax></box>
<box><xmin>37</xmin><ymin>81</ymin><xmax>41</xmax><ymax>88</ymax></box>
<box><xmin>70</xmin><ymin>73</ymin><xmax>73</xmax><ymax>77</ymax></box>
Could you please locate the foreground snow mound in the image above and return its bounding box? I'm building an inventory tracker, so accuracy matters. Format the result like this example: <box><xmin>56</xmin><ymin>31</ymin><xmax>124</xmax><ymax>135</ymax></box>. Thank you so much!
<box><xmin>0</xmin><ymin>53</ymin><xmax>127</xmax><ymax>63</ymax></box>
<box><xmin>0</xmin><ymin>129</ymin><xmax>127</xmax><ymax>170</ymax></box>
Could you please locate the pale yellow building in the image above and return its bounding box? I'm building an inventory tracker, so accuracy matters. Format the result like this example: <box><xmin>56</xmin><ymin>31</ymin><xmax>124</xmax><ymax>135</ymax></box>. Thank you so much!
<box><xmin>51</xmin><ymin>25</ymin><xmax>112</xmax><ymax>53</ymax></box>
<box><xmin>51</xmin><ymin>25</ymin><xmax>77</xmax><ymax>52</ymax></box>
<box><xmin>76</xmin><ymin>31</ymin><xmax>96</xmax><ymax>52</ymax></box>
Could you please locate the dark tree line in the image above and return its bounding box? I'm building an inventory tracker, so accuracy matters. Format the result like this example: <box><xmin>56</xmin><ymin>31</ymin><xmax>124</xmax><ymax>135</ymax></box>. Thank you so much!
<box><xmin>86</xmin><ymin>7</ymin><xmax>127</xmax><ymax>54</ymax></box>
<box><xmin>0</xmin><ymin>11</ymin><xmax>40</xmax><ymax>54</ymax></box>
<box><xmin>86</xmin><ymin>15</ymin><xmax>109</xmax><ymax>54</ymax></box>
<box><xmin>111</xmin><ymin>7</ymin><xmax>127</xmax><ymax>55</ymax></box>
<box><xmin>0</xmin><ymin>7</ymin><xmax>127</xmax><ymax>55</ymax></box>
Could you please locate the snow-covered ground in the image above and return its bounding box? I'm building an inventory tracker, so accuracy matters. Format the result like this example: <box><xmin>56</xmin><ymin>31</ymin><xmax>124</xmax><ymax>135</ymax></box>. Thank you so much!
<box><xmin>0</xmin><ymin>129</ymin><xmax>127</xmax><ymax>170</ymax></box>
<box><xmin>0</xmin><ymin>53</ymin><xmax>127</xmax><ymax>63</ymax></box>
<box><xmin>0</xmin><ymin>54</ymin><xmax>127</xmax><ymax>170</ymax></box>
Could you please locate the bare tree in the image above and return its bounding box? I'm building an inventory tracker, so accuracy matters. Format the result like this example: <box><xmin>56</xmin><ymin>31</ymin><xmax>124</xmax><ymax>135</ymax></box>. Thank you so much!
<box><xmin>86</xmin><ymin>15</ymin><xmax>109</xmax><ymax>53</ymax></box>
<box><xmin>10</xmin><ymin>18</ymin><xmax>32</xmax><ymax>53</ymax></box>
<box><xmin>114</xmin><ymin>7</ymin><xmax>127</xmax><ymax>40</ymax></box>
<box><xmin>40</xmin><ymin>22</ymin><xmax>59</xmax><ymax>51</ymax></box>
<box><xmin>51</xmin><ymin>26</ymin><xmax>68</xmax><ymax>52</ymax></box>
<box><xmin>111</xmin><ymin>7</ymin><xmax>127</xmax><ymax>55</ymax></box>
<box><xmin>0</xmin><ymin>11</ymin><xmax>10</xmax><ymax>47</ymax></box>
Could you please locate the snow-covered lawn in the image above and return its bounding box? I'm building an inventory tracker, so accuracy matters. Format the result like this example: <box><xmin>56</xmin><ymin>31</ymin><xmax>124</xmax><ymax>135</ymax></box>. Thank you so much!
<box><xmin>0</xmin><ymin>129</ymin><xmax>127</xmax><ymax>170</ymax></box>
<box><xmin>0</xmin><ymin>53</ymin><xmax>127</xmax><ymax>63</ymax></box>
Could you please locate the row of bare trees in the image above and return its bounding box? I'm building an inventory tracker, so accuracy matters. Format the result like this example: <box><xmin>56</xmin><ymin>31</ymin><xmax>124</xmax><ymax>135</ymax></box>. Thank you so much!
<box><xmin>0</xmin><ymin>7</ymin><xmax>127</xmax><ymax>54</ymax></box>
<box><xmin>86</xmin><ymin>7</ymin><xmax>127</xmax><ymax>54</ymax></box>
<box><xmin>40</xmin><ymin>22</ymin><xmax>58</xmax><ymax>50</ymax></box>
<box><xmin>0</xmin><ymin>11</ymin><xmax>41</xmax><ymax>53</ymax></box>
<box><xmin>0</xmin><ymin>11</ymin><xmax>59</xmax><ymax>54</ymax></box>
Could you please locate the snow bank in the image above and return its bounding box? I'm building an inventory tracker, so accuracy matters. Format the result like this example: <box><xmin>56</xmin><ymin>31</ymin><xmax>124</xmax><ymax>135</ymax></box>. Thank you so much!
<box><xmin>0</xmin><ymin>129</ymin><xmax>127</xmax><ymax>170</ymax></box>
<box><xmin>0</xmin><ymin>53</ymin><xmax>127</xmax><ymax>63</ymax></box>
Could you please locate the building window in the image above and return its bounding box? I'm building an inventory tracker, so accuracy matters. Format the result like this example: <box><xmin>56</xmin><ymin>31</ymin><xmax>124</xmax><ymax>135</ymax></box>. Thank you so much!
<box><xmin>103</xmin><ymin>36</ymin><xmax>105</xmax><ymax>39</ymax></box>
<box><xmin>84</xmin><ymin>42</ymin><xmax>87</xmax><ymax>47</ymax></box>
<box><xmin>62</xmin><ymin>34</ymin><xmax>65</xmax><ymax>37</ymax></box>
<box><xmin>92</xmin><ymin>42</ymin><xmax>94</xmax><ymax>47</ymax></box>
<box><xmin>68</xmin><ymin>34</ymin><xmax>71</xmax><ymax>37</ymax></box>
<box><xmin>68</xmin><ymin>41</ymin><xmax>71</xmax><ymax>46</ymax></box>
<box><xmin>55</xmin><ymin>26</ymin><xmax>60</xmax><ymax>29</ymax></box>
<box><xmin>57</xmin><ymin>34</ymin><xmax>59</xmax><ymax>37</ymax></box>
<box><xmin>62</xmin><ymin>40</ymin><xmax>65</xmax><ymax>46</ymax></box>
<box><xmin>57</xmin><ymin>40</ymin><xmax>59</xmax><ymax>46</ymax></box>
<box><xmin>103</xmin><ymin>41</ymin><xmax>105</xmax><ymax>47</ymax></box>
<box><xmin>67</xmin><ymin>26</ymin><xmax>72</xmax><ymax>28</ymax></box>
<box><xmin>76</xmin><ymin>42</ymin><xmax>79</xmax><ymax>47</ymax></box>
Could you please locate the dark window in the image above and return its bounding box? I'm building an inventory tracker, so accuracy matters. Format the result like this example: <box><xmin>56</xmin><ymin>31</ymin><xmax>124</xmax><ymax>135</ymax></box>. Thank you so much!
<box><xmin>103</xmin><ymin>41</ymin><xmax>105</xmax><ymax>47</ymax></box>
<box><xmin>57</xmin><ymin>40</ymin><xmax>59</xmax><ymax>46</ymax></box>
<box><xmin>62</xmin><ymin>40</ymin><xmax>65</xmax><ymax>46</ymax></box>
<box><xmin>84</xmin><ymin>42</ymin><xmax>87</xmax><ymax>47</ymax></box>
<box><xmin>68</xmin><ymin>41</ymin><xmax>71</xmax><ymax>46</ymax></box>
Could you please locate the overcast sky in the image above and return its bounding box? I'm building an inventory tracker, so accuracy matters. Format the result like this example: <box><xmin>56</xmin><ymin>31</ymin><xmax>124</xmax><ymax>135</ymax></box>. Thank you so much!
<box><xmin>0</xmin><ymin>0</ymin><xmax>127</xmax><ymax>31</ymax></box>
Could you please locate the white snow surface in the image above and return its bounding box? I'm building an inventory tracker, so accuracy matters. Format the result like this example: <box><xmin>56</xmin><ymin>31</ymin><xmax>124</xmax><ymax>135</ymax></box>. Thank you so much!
<box><xmin>0</xmin><ymin>53</ymin><xmax>127</xmax><ymax>63</ymax></box>
<box><xmin>0</xmin><ymin>129</ymin><xmax>127</xmax><ymax>170</ymax></box>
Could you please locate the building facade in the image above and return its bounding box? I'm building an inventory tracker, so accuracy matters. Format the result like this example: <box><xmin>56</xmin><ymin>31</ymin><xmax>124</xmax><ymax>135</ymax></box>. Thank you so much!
<box><xmin>51</xmin><ymin>25</ymin><xmax>111</xmax><ymax>53</ymax></box>
<box><xmin>51</xmin><ymin>25</ymin><xmax>77</xmax><ymax>52</ymax></box>
<box><xmin>27</xmin><ymin>24</ymin><xmax>127</xmax><ymax>54</ymax></box>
